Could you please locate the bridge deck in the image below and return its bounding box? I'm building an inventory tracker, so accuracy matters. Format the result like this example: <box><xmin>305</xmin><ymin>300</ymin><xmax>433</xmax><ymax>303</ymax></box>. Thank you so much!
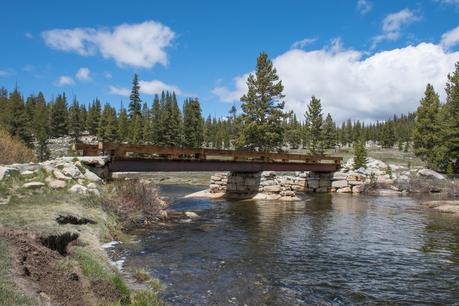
<box><xmin>72</xmin><ymin>142</ymin><xmax>342</xmax><ymax>173</ymax></box>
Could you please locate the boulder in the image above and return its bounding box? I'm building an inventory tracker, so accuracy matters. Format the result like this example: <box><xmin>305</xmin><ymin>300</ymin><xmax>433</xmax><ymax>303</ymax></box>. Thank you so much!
<box><xmin>417</xmin><ymin>168</ymin><xmax>445</xmax><ymax>180</ymax></box>
<box><xmin>62</xmin><ymin>164</ymin><xmax>83</xmax><ymax>179</ymax></box>
<box><xmin>332</xmin><ymin>180</ymin><xmax>348</xmax><ymax>188</ymax></box>
<box><xmin>20</xmin><ymin>170</ymin><xmax>35</xmax><ymax>176</ymax></box>
<box><xmin>86</xmin><ymin>183</ymin><xmax>98</xmax><ymax>190</ymax></box>
<box><xmin>69</xmin><ymin>184</ymin><xmax>88</xmax><ymax>194</ymax></box>
<box><xmin>9</xmin><ymin>163</ymin><xmax>41</xmax><ymax>173</ymax></box>
<box><xmin>263</xmin><ymin>185</ymin><xmax>281</xmax><ymax>193</ymax></box>
<box><xmin>332</xmin><ymin>172</ymin><xmax>348</xmax><ymax>181</ymax></box>
<box><xmin>185</xmin><ymin>211</ymin><xmax>200</xmax><ymax>218</ymax></box>
<box><xmin>53</xmin><ymin>169</ymin><xmax>72</xmax><ymax>181</ymax></box>
<box><xmin>88</xmin><ymin>188</ymin><xmax>100</xmax><ymax>196</ymax></box>
<box><xmin>352</xmin><ymin>185</ymin><xmax>365</xmax><ymax>193</ymax></box>
<box><xmin>23</xmin><ymin>182</ymin><xmax>45</xmax><ymax>189</ymax></box>
<box><xmin>260</xmin><ymin>180</ymin><xmax>276</xmax><ymax>186</ymax></box>
<box><xmin>84</xmin><ymin>170</ymin><xmax>102</xmax><ymax>182</ymax></box>
<box><xmin>0</xmin><ymin>166</ymin><xmax>18</xmax><ymax>181</ymax></box>
<box><xmin>48</xmin><ymin>180</ymin><xmax>66</xmax><ymax>189</ymax></box>
<box><xmin>336</xmin><ymin>187</ymin><xmax>352</xmax><ymax>193</ymax></box>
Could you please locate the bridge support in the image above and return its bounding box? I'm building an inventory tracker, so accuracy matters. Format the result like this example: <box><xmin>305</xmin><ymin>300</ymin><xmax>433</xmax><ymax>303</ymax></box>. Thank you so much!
<box><xmin>225</xmin><ymin>172</ymin><xmax>262</xmax><ymax>199</ymax></box>
<box><xmin>210</xmin><ymin>171</ymin><xmax>333</xmax><ymax>199</ymax></box>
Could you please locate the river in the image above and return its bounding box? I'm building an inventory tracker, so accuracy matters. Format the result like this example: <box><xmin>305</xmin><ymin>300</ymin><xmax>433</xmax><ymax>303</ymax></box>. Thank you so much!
<box><xmin>108</xmin><ymin>184</ymin><xmax>459</xmax><ymax>305</ymax></box>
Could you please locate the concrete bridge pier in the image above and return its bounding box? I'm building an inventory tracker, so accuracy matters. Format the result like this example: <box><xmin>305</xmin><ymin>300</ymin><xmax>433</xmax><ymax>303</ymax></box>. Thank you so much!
<box><xmin>209</xmin><ymin>171</ymin><xmax>334</xmax><ymax>199</ymax></box>
<box><xmin>225</xmin><ymin>172</ymin><xmax>262</xmax><ymax>199</ymax></box>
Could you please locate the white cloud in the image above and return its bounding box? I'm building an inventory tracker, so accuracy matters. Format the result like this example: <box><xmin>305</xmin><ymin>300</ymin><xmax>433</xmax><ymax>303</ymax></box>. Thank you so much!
<box><xmin>55</xmin><ymin>76</ymin><xmax>75</xmax><ymax>86</ymax></box>
<box><xmin>212</xmin><ymin>42</ymin><xmax>459</xmax><ymax>123</ymax></box>
<box><xmin>372</xmin><ymin>9</ymin><xmax>420</xmax><ymax>48</ymax></box>
<box><xmin>291</xmin><ymin>38</ymin><xmax>317</xmax><ymax>49</ymax></box>
<box><xmin>139</xmin><ymin>80</ymin><xmax>181</xmax><ymax>95</ymax></box>
<box><xmin>42</xmin><ymin>21</ymin><xmax>175</xmax><ymax>68</ymax></box>
<box><xmin>436</xmin><ymin>0</ymin><xmax>459</xmax><ymax>4</ymax></box>
<box><xmin>25</xmin><ymin>32</ymin><xmax>33</xmax><ymax>39</ymax></box>
<box><xmin>357</xmin><ymin>0</ymin><xmax>372</xmax><ymax>15</ymax></box>
<box><xmin>76</xmin><ymin>67</ymin><xmax>91</xmax><ymax>81</ymax></box>
<box><xmin>0</xmin><ymin>69</ymin><xmax>10</xmax><ymax>77</ymax></box>
<box><xmin>109</xmin><ymin>86</ymin><xmax>130</xmax><ymax>97</ymax></box>
<box><xmin>104</xmin><ymin>72</ymin><xmax>112</xmax><ymax>79</ymax></box>
<box><xmin>440</xmin><ymin>25</ymin><xmax>459</xmax><ymax>50</ymax></box>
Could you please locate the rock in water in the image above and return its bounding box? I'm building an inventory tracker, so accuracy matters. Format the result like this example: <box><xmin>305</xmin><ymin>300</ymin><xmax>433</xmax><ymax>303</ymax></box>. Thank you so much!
<box><xmin>184</xmin><ymin>211</ymin><xmax>200</xmax><ymax>219</ymax></box>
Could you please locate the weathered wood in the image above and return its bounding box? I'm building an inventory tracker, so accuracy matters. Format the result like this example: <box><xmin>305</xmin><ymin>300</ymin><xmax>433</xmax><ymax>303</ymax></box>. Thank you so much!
<box><xmin>72</xmin><ymin>142</ymin><xmax>342</xmax><ymax>172</ymax></box>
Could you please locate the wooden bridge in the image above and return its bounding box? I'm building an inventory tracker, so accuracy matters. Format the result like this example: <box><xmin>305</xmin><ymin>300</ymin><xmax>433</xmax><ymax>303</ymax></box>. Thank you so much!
<box><xmin>72</xmin><ymin>142</ymin><xmax>342</xmax><ymax>173</ymax></box>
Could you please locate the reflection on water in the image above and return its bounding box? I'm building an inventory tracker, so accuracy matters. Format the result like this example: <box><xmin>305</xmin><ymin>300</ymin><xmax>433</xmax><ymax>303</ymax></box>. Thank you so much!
<box><xmin>113</xmin><ymin>188</ymin><xmax>459</xmax><ymax>305</ymax></box>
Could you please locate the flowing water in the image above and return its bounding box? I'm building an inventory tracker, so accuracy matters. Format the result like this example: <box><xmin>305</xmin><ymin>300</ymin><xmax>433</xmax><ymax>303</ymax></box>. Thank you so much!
<box><xmin>109</xmin><ymin>185</ymin><xmax>459</xmax><ymax>305</ymax></box>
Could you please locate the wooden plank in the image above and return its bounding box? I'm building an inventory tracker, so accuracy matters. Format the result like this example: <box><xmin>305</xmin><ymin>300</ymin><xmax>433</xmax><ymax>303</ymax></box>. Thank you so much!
<box><xmin>99</xmin><ymin>142</ymin><xmax>342</xmax><ymax>164</ymax></box>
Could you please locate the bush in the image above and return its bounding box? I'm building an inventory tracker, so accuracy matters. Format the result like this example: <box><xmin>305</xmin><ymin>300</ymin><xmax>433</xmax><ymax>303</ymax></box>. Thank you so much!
<box><xmin>0</xmin><ymin>128</ymin><xmax>35</xmax><ymax>164</ymax></box>
<box><xmin>100</xmin><ymin>179</ymin><xmax>167</xmax><ymax>225</ymax></box>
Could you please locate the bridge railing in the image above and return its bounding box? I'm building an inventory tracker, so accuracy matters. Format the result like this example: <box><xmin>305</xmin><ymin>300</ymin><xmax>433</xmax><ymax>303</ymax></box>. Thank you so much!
<box><xmin>72</xmin><ymin>142</ymin><xmax>342</xmax><ymax>166</ymax></box>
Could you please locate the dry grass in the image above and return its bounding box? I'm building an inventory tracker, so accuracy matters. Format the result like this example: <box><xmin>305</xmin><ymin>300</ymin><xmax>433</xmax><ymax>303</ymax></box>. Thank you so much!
<box><xmin>99</xmin><ymin>179</ymin><xmax>167</xmax><ymax>226</ymax></box>
<box><xmin>0</xmin><ymin>128</ymin><xmax>35</xmax><ymax>164</ymax></box>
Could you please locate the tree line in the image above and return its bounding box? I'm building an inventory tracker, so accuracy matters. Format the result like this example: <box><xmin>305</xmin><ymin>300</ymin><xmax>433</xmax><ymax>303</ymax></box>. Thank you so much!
<box><xmin>0</xmin><ymin>54</ymin><xmax>457</xmax><ymax>173</ymax></box>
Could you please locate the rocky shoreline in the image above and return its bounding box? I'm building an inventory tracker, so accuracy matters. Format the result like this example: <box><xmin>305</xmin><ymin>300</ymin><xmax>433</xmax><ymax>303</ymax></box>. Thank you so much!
<box><xmin>188</xmin><ymin>157</ymin><xmax>457</xmax><ymax>201</ymax></box>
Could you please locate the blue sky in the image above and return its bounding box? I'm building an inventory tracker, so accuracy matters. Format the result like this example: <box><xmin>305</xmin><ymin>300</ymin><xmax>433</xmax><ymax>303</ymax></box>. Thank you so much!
<box><xmin>1</xmin><ymin>0</ymin><xmax>459</xmax><ymax>122</ymax></box>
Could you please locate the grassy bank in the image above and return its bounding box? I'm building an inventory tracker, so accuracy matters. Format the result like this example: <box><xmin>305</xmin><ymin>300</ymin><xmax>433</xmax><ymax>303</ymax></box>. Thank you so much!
<box><xmin>0</xmin><ymin>171</ymin><xmax>165</xmax><ymax>305</ymax></box>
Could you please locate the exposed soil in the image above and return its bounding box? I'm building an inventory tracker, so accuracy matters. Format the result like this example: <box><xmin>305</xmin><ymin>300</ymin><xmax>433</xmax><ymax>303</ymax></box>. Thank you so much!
<box><xmin>0</xmin><ymin>226</ymin><xmax>120</xmax><ymax>306</ymax></box>
<box><xmin>56</xmin><ymin>215</ymin><xmax>96</xmax><ymax>226</ymax></box>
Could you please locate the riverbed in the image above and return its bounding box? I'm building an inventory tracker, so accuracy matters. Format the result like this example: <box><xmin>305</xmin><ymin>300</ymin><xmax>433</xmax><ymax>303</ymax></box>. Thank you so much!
<box><xmin>108</xmin><ymin>185</ymin><xmax>459</xmax><ymax>305</ymax></box>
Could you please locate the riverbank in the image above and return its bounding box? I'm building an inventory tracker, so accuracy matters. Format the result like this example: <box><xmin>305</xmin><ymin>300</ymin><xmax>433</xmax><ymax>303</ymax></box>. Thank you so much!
<box><xmin>0</xmin><ymin>158</ymin><xmax>166</xmax><ymax>305</ymax></box>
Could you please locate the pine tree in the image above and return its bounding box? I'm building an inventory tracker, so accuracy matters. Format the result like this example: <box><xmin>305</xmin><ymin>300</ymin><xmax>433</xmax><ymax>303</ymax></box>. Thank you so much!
<box><xmin>150</xmin><ymin>95</ymin><xmax>161</xmax><ymax>145</ymax></box>
<box><xmin>98</xmin><ymin>104</ymin><xmax>118</xmax><ymax>142</ymax></box>
<box><xmin>86</xmin><ymin>99</ymin><xmax>101</xmax><ymax>135</ymax></box>
<box><xmin>79</xmin><ymin>104</ymin><xmax>87</xmax><ymax>132</ymax></box>
<box><xmin>304</xmin><ymin>96</ymin><xmax>324</xmax><ymax>154</ymax></box>
<box><xmin>183</xmin><ymin>98</ymin><xmax>204</xmax><ymax>147</ymax></box>
<box><xmin>68</xmin><ymin>97</ymin><xmax>82</xmax><ymax>142</ymax></box>
<box><xmin>235</xmin><ymin>52</ymin><xmax>287</xmax><ymax>152</ymax></box>
<box><xmin>0</xmin><ymin>87</ymin><xmax>9</xmax><ymax>128</ymax></box>
<box><xmin>322</xmin><ymin>113</ymin><xmax>336</xmax><ymax>149</ymax></box>
<box><xmin>141</xmin><ymin>101</ymin><xmax>153</xmax><ymax>143</ymax></box>
<box><xmin>33</xmin><ymin>92</ymin><xmax>50</xmax><ymax>161</ymax></box>
<box><xmin>128</xmin><ymin>113</ymin><xmax>143</xmax><ymax>144</ymax></box>
<box><xmin>49</xmin><ymin>93</ymin><xmax>68</xmax><ymax>138</ymax></box>
<box><xmin>353</xmin><ymin>140</ymin><xmax>368</xmax><ymax>169</ymax></box>
<box><xmin>8</xmin><ymin>88</ymin><xmax>33</xmax><ymax>147</ymax></box>
<box><xmin>159</xmin><ymin>92</ymin><xmax>182</xmax><ymax>146</ymax></box>
<box><xmin>412</xmin><ymin>84</ymin><xmax>442</xmax><ymax>168</ymax></box>
<box><xmin>284</xmin><ymin>113</ymin><xmax>302</xmax><ymax>149</ymax></box>
<box><xmin>117</xmin><ymin>105</ymin><xmax>129</xmax><ymax>142</ymax></box>
<box><xmin>129</xmin><ymin>73</ymin><xmax>142</xmax><ymax>119</ymax></box>
<box><xmin>441</xmin><ymin>62</ymin><xmax>459</xmax><ymax>173</ymax></box>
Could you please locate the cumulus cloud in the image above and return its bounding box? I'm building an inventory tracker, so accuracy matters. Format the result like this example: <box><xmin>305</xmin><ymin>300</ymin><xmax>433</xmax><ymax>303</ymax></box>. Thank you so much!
<box><xmin>76</xmin><ymin>67</ymin><xmax>91</xmax><ymax>81</ymax></box>
<box><xmin>109</xmin><ymin>86</ymin><xmax>130</xmax><ymax>97</ymax></box>
<box><xmin>139</xmin><ymin>80</ymin><xmax>181</xmax><ymax>95</ymax></box>
<box><xmin>440</xmin><ymin>25</ymin><xmax>459</xmax><ymax>50</ymax></box>
<box><xmin>291</xmin><ymin>38</ymin><xmax>317</xmax><ymax>49</ymax></box>
<box><xmin>356</xmin><ymin>0</ymin><xmax>372</xmax><ymax>15</ymax></box>
<box><xmin>109</xmin><ymin>80</ymin><xmax>181</xmax><ymax>97</ymax></box>
<box><xmin>42</xmin><ymin>21</ymin><xmax>175</xmax><ymax>68</ymax></box>
<box><xmin>212</xmin><ymin>42</ymin><xmax>459</xmax><ymax>123</ymax></box>
<box><xmin>55</xmin><ymin>76</ymin><xmax>75</xmax><ymax>86</ymax></box>
<box><xmin>372</xmin><ymin>9</ymin><xmax>420</xmax><ymax>48</ymax></box>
